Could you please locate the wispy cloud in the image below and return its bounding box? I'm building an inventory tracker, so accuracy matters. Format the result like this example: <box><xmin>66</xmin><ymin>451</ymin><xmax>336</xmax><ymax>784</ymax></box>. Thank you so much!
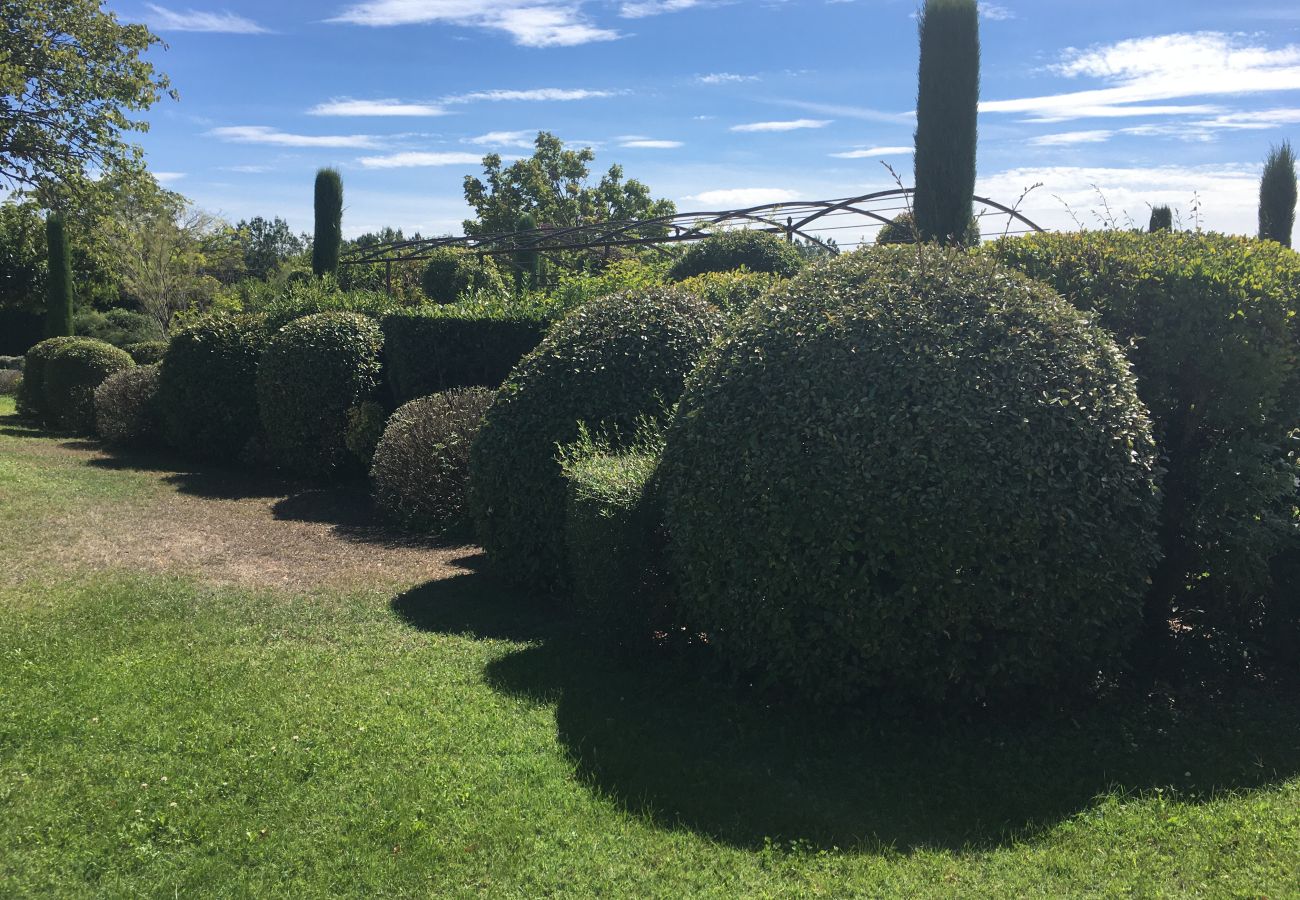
<box><xmin>773</xmin><ymin>99</ymin><xmax>912</xmax><ymax>124</ymax></box>
<box><xmin>144</xmin><ymin>3</ymin><xmax>268</xmax><ymax>33</ymax></box>
<box><xmin>208</xmin><ymin>125</ymin><xmax>381</xmax><ymax>148</ymax></box>
<box><xmin>446</xmin><ymin>87</ymin><xmax>618</xmax><ymax>103</ymax></box>
<box><xmin>830</xmin><ymin>145</ymin><xmax>912</xmax><ymax>158</ymax></box>
<box><xmin>621</xmin><ymin>0</ymin><xmax>703</xmax><ymax>18</ymax></box>
<box><xmin>696</xmin><ymin>72</ymin><xmax>759</xmax><ymax>85</ymax></box>
<box><xmin>220</xmin><ymin>164</ymin><xmax>273</xmax><ymax>173</ymax></box>
<box><xmin>328</xmin><ymin>1</ymin><xmax>619</xmax><ymax>47</ymax></box>
<box><xmin>984</xmin><ymin>32</ymin><xmax>1300</xmax><ymax>122</ymax></box>
<box><xmin>1029</xmin><ymin>130</ymin><xmax>1115</xmax><ymax>146</ymax></box>
<box><xmin>357</xmin><ymin>151</ymin><xmax>487</xmax><ymax>169</ymax></box>
<box><xmin>978</xmin><ymin>3</ymin><xmax>1014</xmax><ymax>20</ymax></box>
<box><xmin>685</xmin><ymin>188</ymin><xmax>801</xmax><ymax>206</ymax></box>
<box><xmin>464</xmin><ymin>130</ymin><xmax>536</xmax><ymax>147</ymax></box>
<box><xmin>619</xmin><ymin>138</ymin><xmax>683</xmax><ymax>148</ymax></box>
<box><xmin>731</xmin><ymin>118</ymin><xmax>831</xmax><ymax>132</ymax></box>
<box><xmin>309</xmin><ymin>98</ymin><xmax>446</xmax><ymax>117</ymax></box>
<box><xmin>154</xmin><ymin>171</ymin><xmax>187</xmax><ymax>184</ymax></box>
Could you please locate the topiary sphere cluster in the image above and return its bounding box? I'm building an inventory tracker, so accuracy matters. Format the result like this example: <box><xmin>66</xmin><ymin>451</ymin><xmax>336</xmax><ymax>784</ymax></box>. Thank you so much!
<box><xmin>668</xmin><ymin>230</ymin><xmax>806</xmax><ymax>281</ymax></box>
<box><xmin>159</xmin><ymin>314</ymin><xmax>270</xmax><ymax>460</ymax></box>
<box><xmin>257</xmin><ymin>311</ymin><xmax>383</xmax><ymax>479</ymax></box>
<box><xmin>420</xmin><ymin>249</ymin><xmax>506</xmax><ymax>304</ymax></box>
<box><xmin>42</xmin><ymin>338</ymin><xmax>135</xmax><ymax>434</ymax></box>
<box><xmin>658</xmin><ymin>246</ymin><xmax>1163</xmax><ymax>704</ymax></box>
<box><xmin>95</xmin><ymin>364</ymin><xmax>161</xmax><ymax>447</ymax></box>
<box><xmin>470</xmin><ymin>286</ymin><xmax>726</xmax><ymax>593</ymax></box>
<box><xmin>371</xmin><ymin>387</ymin><xmax>495</xmax><ymax>536</ymax></box>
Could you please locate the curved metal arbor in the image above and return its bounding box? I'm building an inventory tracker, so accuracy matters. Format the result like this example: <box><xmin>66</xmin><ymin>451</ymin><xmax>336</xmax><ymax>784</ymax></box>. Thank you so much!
<box><xmin>340</xmin><ymin>187</ymin><xmax>1044</xmax><ymax>268</ymax></box>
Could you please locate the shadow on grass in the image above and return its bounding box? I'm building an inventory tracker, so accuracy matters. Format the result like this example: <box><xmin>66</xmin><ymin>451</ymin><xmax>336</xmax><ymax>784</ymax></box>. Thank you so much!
<box><xmin>395</xmin><ymin>568</ymin><xmax>1300</xmax><ymax>853</ymax></box>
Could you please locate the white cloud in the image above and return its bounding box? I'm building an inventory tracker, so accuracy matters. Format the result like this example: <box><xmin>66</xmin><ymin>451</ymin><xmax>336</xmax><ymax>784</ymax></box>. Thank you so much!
<box><xmin>154</xmin><ymin>171</ymin><xmax>187</xmax><ymax>184</ymax></box>
<box><xmin>1191</xmin><ymin>107</ymin><xmax>1300</xmax><ymax>129</ymax></box>
<box><xmin>984</xmin><ymin>32</ymin><xmax>1300</xmax><ymax>122</ymax></box>
<box><xmin>1029</xmin><ymin>130</ymin><xmax>1114</xmax><ymax>146</ymax></box>
<box><xmin>446</xmin><ymin>88</ymin><xmax>617</xmax><ymax>103</ymax></box>
<box><xmin>830</xmin><ymin>145</ymin><xmax>913</xmax><ymax>158</ymax></box>
<box><xmin>620</xmin><ymin>139</ymin><xmax>683</xmax><ymax>148</ymax></box>
<box><xmin>685</xmin><ymin>188</ymin><xmax>801</xmax><ymax>206</ymax></box>
<box><xmin>207</xmin><ymin>126</ymin><xmax>382</xmax><ymax>148</ymax></box>
<box><xmin>696</xmin><ymin>72</ymin><xmax>759</xmax><ymax>85</ymax></box>
<box><xmin>309</xmin><ymin>98</ymin><xmax>446</xmax><ymax>117</ymax></box>
<box><xmin>220</xmin><ymin>164</ymin><xmax>273</xmax><ymax>173</ymax></box>
<box><xmin>978</xmin><ymin>3</ymin><xmax>1014</xmax><ymax>20</ymax></box>
<box><xmin>621</xmin><ymin>0</ymin><xmax>703</xmax><ymax>18</ymax></box>
<box><xmin>144</xmin><ymin>4</ymin><xmax>268</xmax><ymax>33</ymax></box>
<box><xmin>731</xmin><ymin>118</ymin><xmax>831</xmax><ymax>132</ymax></box>
<box><xmin>328</xmin><ymin>1</ymin><xmax>619</xmax><ymax>47</ymax></box>
<box><xmin>464</xmin><ymin>130</ymin><xmax>536</xmax><ymax>147</ymax></box>
<box><xmin>357</xmin><ymin>151</ymin><xmax>487</xmax><ymax>169</ymax></box>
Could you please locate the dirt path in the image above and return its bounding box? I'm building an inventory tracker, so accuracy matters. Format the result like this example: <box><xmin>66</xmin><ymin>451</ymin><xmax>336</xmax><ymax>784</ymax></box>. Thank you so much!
<box><xmin>4</xmin><ymin>424</ymin><xmax>475</xmax><ymax>592</ymax></box>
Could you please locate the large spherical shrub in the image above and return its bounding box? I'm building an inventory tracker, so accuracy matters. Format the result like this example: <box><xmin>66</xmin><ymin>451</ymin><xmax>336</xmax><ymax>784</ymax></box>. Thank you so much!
<box><xmin>676</xmin><ymin>270</ymin><xmax>780</xmax><ymax>319</ymax></box>
<box><xmin>94</xmin><ymin>365</ymin><xmax>161</xmax><ymax>446</ymax></box>
<box><xmin>257</xmin><ymin>311</ymin><xmax>383</xmax><ymax>479</ymax></box>
<box><xmin>16</xmin><ymin>336</ymin><xmax>80</xmax><ymax>421</ymax></box>
<box><xmin>159</xmin><ymin>314</ymin><xmax>270</xmax><ymax>460</ymax></box>
<box><xmin>372</xmin><ymin>388</ymin><xmax>494</xmax><ymax>535</ymax></box>
<box><xmin>123</xmin><ymin>340</ymin><xmax>168</xmax><ymax>366</ymax></box>
<box><xmin>420</xmin><ymin>249</ymin><xmax>506</xmax><ymax>304</ymax></box>
<box><xmin>668</xmin><ymin>231</ymin><xmax>806</xmax><ymax>281</ymax></box>
<box><xmin>659</xmin><ymin>246</ymin><xmax>1163</xmax><ymax>704</ymax></box>
<box><xmin>470</xmin><ymin>287</ymin><xmax>726</xmax><ymax>593</ymax></box>
<box><xmin>43</xmin><ymin>338</ymin><xmax>134</xmax><ymax>433</ymax></box>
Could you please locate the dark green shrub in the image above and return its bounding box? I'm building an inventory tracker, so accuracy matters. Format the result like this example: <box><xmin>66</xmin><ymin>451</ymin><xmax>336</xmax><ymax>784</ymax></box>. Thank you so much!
<box><xmin>420</xmin><ymin>248</ymin><xmax>506</xmax><ymax>304</ymax></box>
<box><xmin>0</xmin><ymin>370</ymin><xmax>21</xmax><ymax>396</ymax></box>
<box><xmin>75</xmin><ymin>308</ymin><xmax>163</xmax><ymax>347</ymax></box>
<box><xmin>676</xmin><ymin>269</ymin><xmax>780</xmax><ymax>318</ymax></box>
<box><xmin>668</xmin><ymin>231</ymin><xmax>805</xmax><ymax>281</ymax></box>
<box><xmin>0</xmin><ymin>355</ymin><xmax>23</xmax><ymax>370</ymax></box>
<box><xmin>371</xmin><ymin>388</ymin><xmax>494</xmax><ymax>535</ymax></box>
<box><xmin>659</xmin><ymin>247</ymin><xmax>1162</xmax><ymax>704</ymax></box>
<box><xmin>470</xmin><ymin>287</ymin><xmax>726</xmax><ymax>593</ymax></box>
<box><xmin>312</xmin><ymin>168</ymin><xmax>343</xmax><ymax>277</ymax></box>
<box><xmin>989</xmin><ymin>231</ymin><xmax>1300</xmax><ymax>649</ymax></box>
<box><xmin>913</xmin><ymin>0</ymin><xmax>980</xmax><ymax>245</ymax></box>
<box><xmin>44</xmin><ymin>213</ymin><xmax>74</xmax><ymax>338</ymax></box>
<box><xmin>876</xmin><ymin>212</ymin><xmax>981</xmax><ymax>246</ymax></box>
<box><xmin>158</xmin><ymin>313</ymin><xmax>271</xmax><ymax>460</ymax></box>
<box><xmin>1259</xmin><ymin>141</ymin><xmax>1296</xmax><ymax>248</ymax></box>
<box><xmin>382</xmin><ymin>302</ymin><xmax>550</xmax><ymax>405</ymax></box>
<box><xmin>94</xmin><ymin>364</ymin><xmax>161</xmax><ymax>446</ymax></box>
<box><xmin>257</xmin><ymin>312</ymin><xmax>383</xmax><ymax>479</ymax></box>
<box><xmin>259</xmin><ymin>276</ymin><xmax>398</xmax><ymax>332</ymax></box>
<box><xmin>16</xmin><ymin>336</ymin><xmax>80</xmax><ymax>420</ymax></box>
<box><xmin>124</xmin><ymin>340</ymin><xmax>168</xmax><ymax>365</ymax></box>
<box><xmin>345</xmin><ymin>401</ymin><xmax>388</xmax><ymax>467</ymax></box>
<box><xmin>43</xmin><ymin>338</ymin><xmax>134</xmax><ymax>433</ymax></box>
<box><xmin>0</xmin><ymin>310</ymin><xmax>42</xmax><ymax>357</ymax></box>
<box><xmin>1148</xmin><ymin>205</ymin><xmax>1173</xmax><ymax>233</ymax></box>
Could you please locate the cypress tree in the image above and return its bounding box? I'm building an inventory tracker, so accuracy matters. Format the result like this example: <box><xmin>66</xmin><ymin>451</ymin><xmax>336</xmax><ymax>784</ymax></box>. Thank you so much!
<box><xmin>1148</xmin><ymin>205</ymin><xmax>1173</xmax><ymax>233</ymax></box>
<box><xmin>44</xmin><ymin>213</ymin><xmax>74</xmax><ymax>338</ymax></box>
<box><xmin>512</xmin><ymin>211</ymin><xmax>543</xmax><ymax>294</ymax></box>
<box><xmin>1258</xmin><ymin>141</ymin><xmax>1296</xmax><ymax>248</ymax></box>
<box><xmin>913</xmin><ymin>0</ymin><xmax>980</xmax><ymax>245</ymax></box>
<box><xmin>312</xmin><ymin>167</ymin><xmax>344</xmax><ymax>276</ymax></box>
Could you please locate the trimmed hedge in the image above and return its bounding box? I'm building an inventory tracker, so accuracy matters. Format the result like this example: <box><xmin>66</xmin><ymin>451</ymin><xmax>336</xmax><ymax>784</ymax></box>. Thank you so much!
<box><xmin>0</xmin><ymin>356</ymin><xmax>23</xmax><ymax>370</ymax></box>
<box><xmin>876</xmin><ymin>212</ymin><xmax>981</xmax><ymax>246</ymax></box>
<box><xmin>94</xmin><ymin>365</ymin><xmax>161</xmax><ymax>447</ymax></box>
<box><xmin>382</xmin><ymin>303</ymin><xmax>550</xmax><ymax>405</ymax></box>
<box><xmin>470</xmin><ymin>287</ymin><xmax>726</xmax><ymax>594</ymax></box>
<box><xmin>677</xmin><ymin>269</ymin><xmax>781</xmax><ymax>318</ymax></box>
<box><xmin>668</xmin><ymin>231</ymin><xmax>806</xmax><ymax>281</ymax></box>
<box><xmin>159</xmin><ymin>314</ymin><xmax>271</xmax><ymax>461</ymax></box>
<box><xmin>43</xmin><ymin>338</ymin><xmax>135</xmax><ymax>434</ymax></box>
<box><xmin>989</xmin><ymin>231</ymin><xmax>1300</xmax><ymax>646</ymax></box>
<box><xmin>371</xmin><ymin>388</ymin><xmax>494</xmax><ymax>535</ymax></box>
<box><xmin>257</xmin><ymin>312</ymin><xmax>384</xmax><ymax>479</ymax></box>
<box><xmin>123</xmin><ymin>341</ymin><xmax>168</xmax><ymax>365</ymax></box>
<box><xmin>659</xmin><ymin>246</ymin><xmax>1163</xmax><ymax>704</ymax></box>
<box><xmin>344</xmin><ymin>401</ymin><xmax>388</xmax><ymax>468</ymax></box>
<box><xmin>0</xmin><ymin>370</ymin><xmax>20</xmax><ymax>396</ymax></box>
<box><xmin>16</xmin><ymin>336</ymin><xmax>80</xmax><ymax>420</ymax></box>
<box><xmin>420</xmin><ymin>249</ymin><xmax>506</xmax><ymax>304</ymax></box>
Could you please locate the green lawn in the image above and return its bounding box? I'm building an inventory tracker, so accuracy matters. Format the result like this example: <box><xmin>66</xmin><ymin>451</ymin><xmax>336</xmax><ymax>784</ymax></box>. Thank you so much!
<box><xmin>2</xmin><ymin>394</ymin><xmax>1300</xmax><ymax>897</ymax></box>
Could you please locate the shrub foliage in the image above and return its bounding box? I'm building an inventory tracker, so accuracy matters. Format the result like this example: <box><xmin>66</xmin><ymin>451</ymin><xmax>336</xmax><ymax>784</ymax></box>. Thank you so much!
<box><xmin>43</xmin><ymin>338</ymin><xmax>134</xmax><ymax>433</ymax></box>
<box><xmin>668</xmin><ymin>231</ymin><xmax>805</xmax><ymax>281</ymax></box>
<box><xmin>123</xmin><ymin>340</ymin><xmax>168</xmax><ymax>365</ymax></box>
<box><xmin>659</xmin><ymin>246</ymin><xmax>1162</xmax><ymax>703</ymax></box>
<box><xmin>420</xmin><ymin>249</ymin><xmax>506</xmax><ymax>304</ymax></box>
<box><xmin>16</xmin><ymin>336</ymin><xmax>80</xmax><ymax>420</ymax></box>
<box><xmin>676</xmin><ymin>269</ymin><xmax>780</xmax><ymax>318</ymax></box>
<box><xmin>94</xmin><ymin>364</ymin><xmax>161</xmax><ymax>446</ymax></box>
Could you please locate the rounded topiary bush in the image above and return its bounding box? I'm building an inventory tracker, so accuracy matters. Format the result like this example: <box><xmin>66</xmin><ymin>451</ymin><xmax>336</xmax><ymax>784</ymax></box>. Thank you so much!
<box><xmin>43</xmin><ymin>338</ymin><xmax>134</xmax><ymax>433</ymax></box>
<box><xmin>470</xmin><ymin>286</ymin><xmax>726</xmax><ymax>593</ymax></box>
<box><xmin>372</xmin><ymin>388</ymin><xmax>494</xmax><ymax>535</ymax></box>
<box><xmin>668</xmin><ymin>231</ymin><xmax>806</xmax><ymax>281</ymax></box>
<box><xmin>159</xmin><ymin>314</ymin><xmax>270</xmax><ymax>460</ymax></box>
<box><xmin>94</xmin><ymin>364</ymin><xmax>161</xmax><ymax>446</ymax></box>
<box><xmin>659</xmin><ymin>246</ymin><xmax>1163</xmax><ymax>704</ymax></box>
<box><xmin>876</xmin><ymin>212</ymin><xmax>981</xmax><ymax>246</ymax></box>
<box><xmin>420</xmin><ymin>249</ymin><xmax>506</xmax><ymax>304</ymax></box>
<box><xmin>16</xmin><ymin>336</ymin><xmax>80</xmax><ymax>421</ymax></box>
<box><xmin>677</xmin><ymin>269</ymin><xmax>781</xmax><ymax>318</ymax></box>
<box><xmin>257</xmin><ymin>311</ymin><xmax>383</xmax><ymax>479</ymax></box>
<box><xmin>123</xmin><ymin>340</ymin><xmax>168</xmax><ymax>366</ymax></box>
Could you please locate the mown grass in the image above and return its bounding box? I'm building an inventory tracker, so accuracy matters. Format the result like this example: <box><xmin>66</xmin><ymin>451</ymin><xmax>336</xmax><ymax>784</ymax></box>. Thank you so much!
<box><xmin>2</xmin><ymin>395</ymin><xmax>1300</xmax><ymax>897</ymax></box>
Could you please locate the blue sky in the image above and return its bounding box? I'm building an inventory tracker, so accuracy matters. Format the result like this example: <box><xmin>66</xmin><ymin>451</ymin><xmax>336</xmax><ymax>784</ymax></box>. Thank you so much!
<box><xmin>110</xmin><ymin>0</ymin><xmax>1300</xmax><ymax>243</ymax></box>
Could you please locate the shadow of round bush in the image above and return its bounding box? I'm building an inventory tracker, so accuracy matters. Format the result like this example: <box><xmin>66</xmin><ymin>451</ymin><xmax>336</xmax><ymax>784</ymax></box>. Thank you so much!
<box><xmin>257</xmin><ymin>311</ymin><xmax>383</xmax><ymax>479</ymax></box>
<box><xmin>372</xmin><ymin>388</ymin><xmax>494</xmax><ymax>536</ymax></box>
<box><xmin>659</xmin><ymin>246</ymin><xmax>1163</xmax><ymax>704</ymax></box>
<box><xmin>94</xmin><ymin>364</ymin><xmax>161</xmax><ymax>447</ymax></box>
<box><xmin>668</xmin><ymin>231</ymin><xmax>806</xmax><ymax>281</ymax></box>
<box><xmin>470</xmin><ymin>286</ymin><xmax>726</xmax><ymax>594</ymax></box>
<box><xmin>43</xmin><ymin>338</ymin><xmax>134</xmax><ymax>434</ymax></box>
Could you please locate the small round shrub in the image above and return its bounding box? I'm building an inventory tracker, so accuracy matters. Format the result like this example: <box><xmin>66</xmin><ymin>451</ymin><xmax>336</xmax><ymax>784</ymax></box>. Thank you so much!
<box><xmin>345</xmin><ymin>401</ymin><xmax>389</xmax><ymax>467</ymax></box>
<box><xmin>677</xmin><ymin>269</ymin><xmax>781</xmax><ymax>318</ymax></box>
<box><xmin>16</xmin><ymin>336</ymin><xmax>80</xmax><ymax>420</ymax></box>
<box><xmin>123</xmin><ymin>340</ymin><xmax>168</xmax><ymax>366</ymax></box>
<box><xmin>668</xmin><ymin>231</ymin><xmax>806</xmax><ymax>281</ymax></box>
<box><xmin>420</xmin><ymin>249</ymin><xmax>506</xmax><ymax>304</ymax></box>
<box><xmin>159</xmin><ymin>314</ymin><xmax>271</xmax><ymax>460</ymax></box>
<box><xmin>659</xmin><ymin>246</ymin><xmax>1163</xmax><ymax>704</ymax></box>
<box><xmin>372</xmin><ymin>388</ymin><xmax>494</xmax><ymax>535</ymax></box>
<box><xmin>876</xmin><ymin>212</ymin><xmax>981</xmax><ymax>246</ymax></box>
<box><xmin>257</xmin><ymin>312</ymin><xmax>384</xmax><ymax>479</ymax></box>
<box><xmin>470</xmin><ymin>287</ymin><xmax>727</xmax><ymax>593</ymax></box>
<box><xmin>94</xmin><ymin>365</ymin><xmax>161</xmax><ymax>446</ymax></box>
<box><xmin>0</xmin><ymin>369</ymin><xmax>21</xmax><ymax>397</ymax></box>
<box><xmin>43</xmin><ymin>338</ymin><xmax>135</xmax><ymax>434</ymax></box>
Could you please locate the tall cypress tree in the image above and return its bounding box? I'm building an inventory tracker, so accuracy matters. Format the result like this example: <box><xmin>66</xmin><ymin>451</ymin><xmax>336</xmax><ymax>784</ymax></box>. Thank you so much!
<box><xmin>511</xmin><ymin>211</ymin><xmax>543</xmax><ymax>294</ymax></box>
<box><xmin>1148</xmin><ymin>205</ymin><xmax>1173</xmax><ymax>233</ymax></box>
<box><xmin>312</xmin><ymin>167</ymin><xmax>344</xmax><ymax>276</ymax></box>
<box><xmin>1258</xmin><ymin>142</ymin><xmax>1297</xmax><ymax>248</ymax></box>
<box><xmin>44</xmin><ymin>213</ymin><xmax>74</xmax><ymax>337</ymax></box>
<box><xmin>913</xmin><ymin>0</ymin><xmax>980</xmax><ymax>245</ymax></box>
